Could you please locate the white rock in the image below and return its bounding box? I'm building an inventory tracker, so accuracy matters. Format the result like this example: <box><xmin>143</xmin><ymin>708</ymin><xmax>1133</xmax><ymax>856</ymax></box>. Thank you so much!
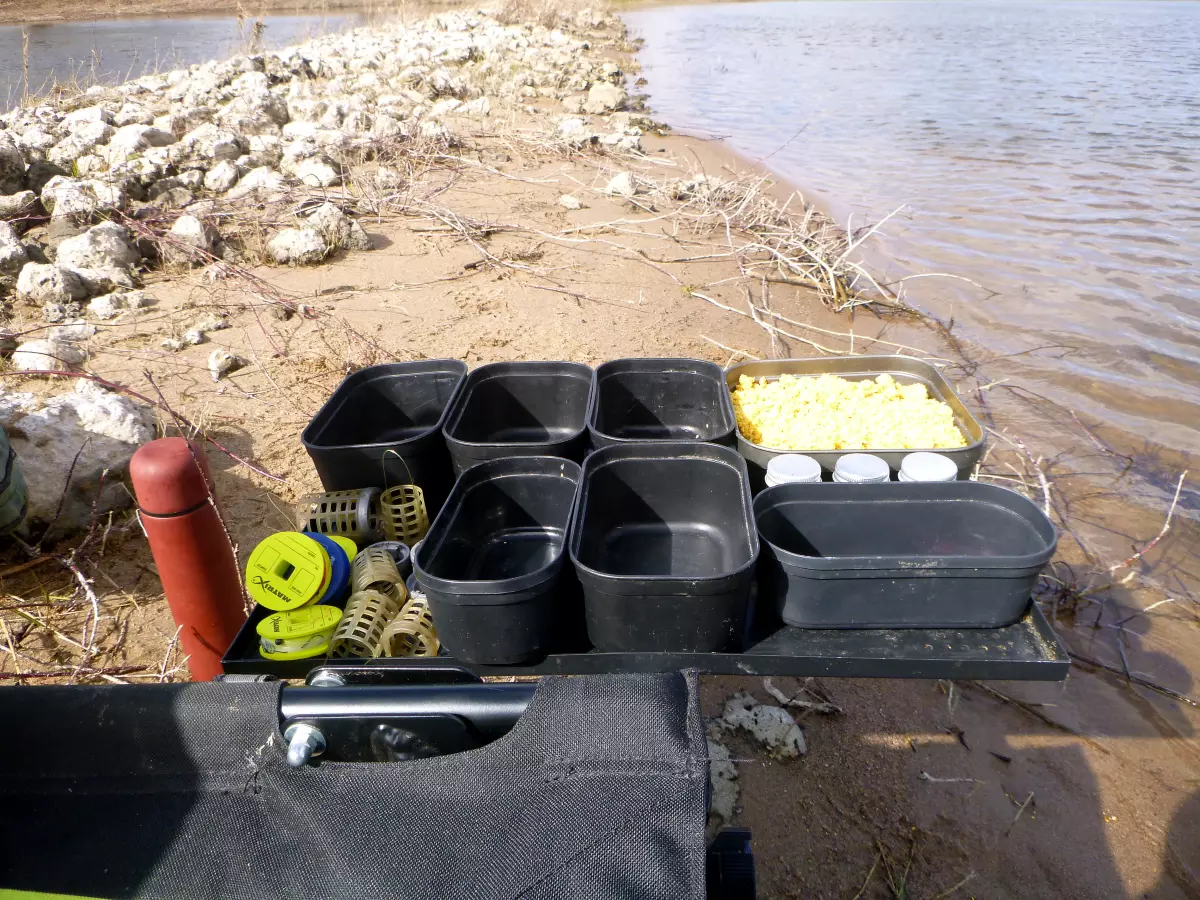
<box><xmin>226</xmin><ymin>166</ymin><xmax>287</xmax><ymax>200</ymax></box>
<box><xmin>305</xmin><ymin>203</ymin><xmax>372</xmax><ymax>252</ymax></box>
<box><xmin>340</xmin><ymin>110</ymin><xmax>374</xmax><ymax>136</ymax></box>
<box><xmin>294</xmin><ymin>157</ymin><xmax>341</xmax><ymax>188</ymax></box>
<box><xmin>598</xmin><ymin>131</ymin><xmax>642</xmax><ymax>152</ymax></box>
<box><xmin>459</xmin><ymin>96</ymin><xmax>492</xmax><ymax>116</ymax></box>
<box><xmin>48</xmin><ymin>321</ymin><xmax>96</xmax><ymax>342</ymax></box>
<box><xmin>281</xmin><ymin>121</ymin><xmax>322</xmax><ymax>141</ymax></box>
<box><xmin>64</xmin><ymin>379</ymin><xmax>152</xmax><ymax>442</ymax></box>
<box><xmin>64</xmin><ymin>265</ymin><xmax>137</xmax><ymax>295</ymax></box>
<box><xmin>0</xmin><ymin>131</ymin><xmax>26</xmax><ymax>194</ymax></box>
<box><xmin>161</xmin><ymin>338</ymin><xmax>185</xmax><ymax>352</ymax></box>
<box><xmin>718</xmin><ymin>691</ymin><xmax>806</xmax><ymax>758</ymax></box>
<box><xmin>72</xmin><ymin>154</ymin><xmax>107</xmax><ymax>177</ymax></box>
<box><xmin>231</xmin><ymin>71</ymin><xmax>270</xmax><ymax>94</ymax></box>
<box><xmin>182</xmin><ymin>313</ymin><xmax>230</xmax><ymax>346</ymax></box>
<box><xmin>113</xmin><ymin>103</ymin><xmax>154</xmax><ymax>127</ymax></box>
<box><xmin>108</xmin><ymin>155</ymin><xmax>165</xmax><ymax>184</ymax></box>
<box><xmin>706</xmin><ymin>736</ymin><xmax>739</xmax><ymax>824</ymax></box>
<box><xmin>312</xmin><ymin>128</ymin><xmax>349</xmax><ymax>149</ymax></box>
<box><xmin>48</xmin><ymin>121</ymin><xmax>114</xmax><ymax>168</ymax></box>
<box><xmin>88</xmin><ymin>290</ymin><xmax>151</xmax><ymax>320</ymax></box>
<box><xmin>14</xmin><ymin>124</ymin><xmax>57</xmax><ymax>155</ymax></box>
<box><xmin>0</xmin><ymin>379</ymin><xmax>153</xmax><ymax>535</ymax></box>
<box><xmin>417</xmin><ymin>120</ymin><xmax>449</xmax><ymax>141</ymax></box>
<box><xmin>429</xmin><ymin>68</ymin><xmax>466</xmax><ymax>98</ymax></box>
<box><xmin>165</xmin><ymin>215</ymin><xmax>217</xmax><ymax>263</ymax></box>
<box><xmin>11</xmin><ymin>339</ymin><xmax>86</xmax><ymax>372</ymax></box>
<box><xmin>153</xmin><ymin>107</ymin><xmax>216</xmax><ymax>138</ymax></box>
<box><xmin>55</xmin><ymin>222</ymin><xmax>140</xmax><ymax>274</ymax></box>
<box><xmin>24</xmin><ymin>159</ymin><xmax>68</xmax><ymax>196</ymax></box>
<box><xmin>246</xmin><ymin>133</ymin><xmax>283</xmax><ymax>162</ymax></box>
<box><xmin>583</xmin><ymin>81</ymin><xmax>626</xmax><ymax>115</ymax></box>
<box><xmin>266</xmin><ymin>227</ymin><xmax>328</xmax><ymax>265</ymax></box>
<box><xmin>42</xmin><ymin>300</ymin><xmax>81</xmax><ymax>323</ymax></box>
<box><xmin>0</xmin><ymin>222</ymin><xmax>29</xmax><ymax>274</ymax></box>
<box><xmin>428</xmin><ymin>98</ymin><xmax>462</xmax><ymax>118</ymax></box>
<box><xmin>192</xmin><ymin>315</ymin><xmax>230</xmax><ymax>334</ymax></box>
<box><xmin>105</xmin><ymin>124</ymin><xmax>176</xmax><ymax>163</ymax></box>
<box><xmin>203</xmin><ymin>160</ymin><xmax>240</xmax><ymax>193</ymax></box>
<box><xmin>371</xmin><ymin>115</ymin><xmax>406</xmax><ymax>139</ymax></box>
<box><xmin>142</xmin><ymin>146</ymin><xmax>175</xmax><ymax>169</ymax></box>
<box><xmin>16</xmin><ymin>264</ymin><xmax>89</xmax><ymax>304</ymax></box>
<box><xmin>40</xmin><ymin>177</ymin><xmax>124</xmax><ymax>220</ymax></box>
<box><xmin>177</xmin><ymin>169</ymin><xmax>205</xmax><ymax>190</ymax></box>
<box><xmin>61</xmin><ymin>106</ymin><xmax>114</xmax><ymax>128</ymax></box>
<box><xmin>147</xmin><ymin>178</ymin><xmax>195</xmax><ymax>208</ymax></box>
<box><xmin>208</xmin><ymin>349</ymin><xmax>248</xmax><ymax>382</ymax></box>
<box><xmin>603</xmin><ymin>171</ymin><xmax>639</xmax><ymax>198</ymax></box>
<box><xmin>557</xmin><ymin>194</ymin><xmax>583</xmax><ymax>211</ymax></box>
<box><xmin>0</xmin><ymin>191</ymin><xmax>39</xmax><ymax>224</ymax></box>
<box><xmin>179</xmin><ymin>123</ymin><xmax>246</xmax><ymax>161</ymax></box>
<box><xmin>557</xmin><ymin>116</ymin><xmax>598</xmax><ymax>147</ymax></box>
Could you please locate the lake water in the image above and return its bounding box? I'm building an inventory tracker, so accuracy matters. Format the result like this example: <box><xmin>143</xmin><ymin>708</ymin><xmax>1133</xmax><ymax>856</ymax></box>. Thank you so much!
<box><xmin>624</xmin><ymin>0</ymin><xmax>1200</xmax><ymax>463</ymax></box>
<box><xmin>0</xmin><ymin>12</ymin><xmax>368</xmax><ymax>109</ymax></box>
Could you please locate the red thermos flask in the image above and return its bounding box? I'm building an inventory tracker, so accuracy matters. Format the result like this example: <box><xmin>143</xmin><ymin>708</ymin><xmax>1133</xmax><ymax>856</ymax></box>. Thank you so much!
<box><xmin>129</xmin><ymin>438</ymin><xmax>247</xmax><ymax>681</ymax></box>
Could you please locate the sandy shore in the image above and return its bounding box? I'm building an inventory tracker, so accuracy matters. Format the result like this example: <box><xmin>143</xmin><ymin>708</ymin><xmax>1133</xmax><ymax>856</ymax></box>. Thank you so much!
<box><xmin>0</xmin><ymin>3</ymin><xmax>1196</xmax><ymax>897</ymax></box>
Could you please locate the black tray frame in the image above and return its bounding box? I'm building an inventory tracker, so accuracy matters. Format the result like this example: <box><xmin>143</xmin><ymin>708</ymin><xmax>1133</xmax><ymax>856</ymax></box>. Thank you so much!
<box><xmin>223</xmin><ymin>601</ymin><xmax>1070</xmax><ymax>681</ymax></box>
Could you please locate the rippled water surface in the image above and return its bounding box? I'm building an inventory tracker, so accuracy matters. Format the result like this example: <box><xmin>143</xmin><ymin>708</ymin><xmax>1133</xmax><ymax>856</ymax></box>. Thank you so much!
<box><xmin>0</xmin><ymin>13</ymin><xmax>368</xmax><ymax>110</ymax></box>
<box><xmin>625</xmin><ymin>0</ymin><xmax>1200</xmax><ymax>457</ymax></box>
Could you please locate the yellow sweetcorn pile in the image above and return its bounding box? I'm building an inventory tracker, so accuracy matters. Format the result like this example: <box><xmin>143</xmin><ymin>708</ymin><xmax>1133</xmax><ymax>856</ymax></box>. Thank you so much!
<box><xmin>731</xmin><ymin>373</ymin><xmax>967</xmax><ymax>451</ymax></box>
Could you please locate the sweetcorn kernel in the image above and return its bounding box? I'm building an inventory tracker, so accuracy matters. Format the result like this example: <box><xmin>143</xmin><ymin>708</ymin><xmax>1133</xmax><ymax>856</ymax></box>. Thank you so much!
<box><xmin>731</xmin><ymin>373</ymin><xmax>967</xmax><ymax>451</ymax></box>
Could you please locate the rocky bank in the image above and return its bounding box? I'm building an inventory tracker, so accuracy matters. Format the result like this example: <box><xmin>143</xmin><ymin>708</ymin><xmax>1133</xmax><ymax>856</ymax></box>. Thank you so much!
<box><xmin>0</xmin><ymin>4</ymin><xmax>644</xmax><ymax>534</ymax></box>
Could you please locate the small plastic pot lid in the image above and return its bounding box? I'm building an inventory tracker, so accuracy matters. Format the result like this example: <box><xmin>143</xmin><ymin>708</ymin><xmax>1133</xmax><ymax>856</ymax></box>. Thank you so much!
<box><xmin>766</xmin><ymin>454</ymin><xmax>822</xmax><ymax>484</ymax></box>
<box><xmin>367</xmin><ymin>540</ymin><xmax>412</xmax><ymax>570</ymax></box>
<box><xmin>833</xmin><ymin>453</ymin><xmax>891</xmax><ymax>483</ymax></box>
<box><xmin>900</xmin><ymin>451</ymin><xmax>958</xmax><ymax>482</ymax></box>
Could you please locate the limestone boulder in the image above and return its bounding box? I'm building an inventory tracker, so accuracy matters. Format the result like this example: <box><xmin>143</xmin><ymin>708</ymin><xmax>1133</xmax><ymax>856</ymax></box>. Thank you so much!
<box><xmin>0</xmin><ymin>379</ymin><xmax>154</xmax><ymax>537</ymax></box>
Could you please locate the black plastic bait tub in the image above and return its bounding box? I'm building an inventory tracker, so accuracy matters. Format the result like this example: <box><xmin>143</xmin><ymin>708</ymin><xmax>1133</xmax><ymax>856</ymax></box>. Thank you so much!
<box><xmin>442</xmin><ymin>361</ymin><xmax>594</xmax><ymax>475</ymax></box>
<box><xmin>753</xmin><ymin>481</ymin><xmax>1058</xmax><ymax>628</ymax></box>
<box><xmin>588</xmin><ymin>358</ymin><xmax>737</xmax><ymax>450</ymax></box>
<box><xmin>725</xmin><ymin>355</ymin><xmax>985</xmax><ymax>484</ymax></box>
<box><xmin>413</xmin><ymin>456</ymin><xmax>581</xmax><ymax>664</ymax></box>
<box><xmin>569</xmin><ymin>442</ymin><xmax>759</xmax><ymax>653</ymax></box>
<box><xmin>302</xmin><ymin>361</ymin><xmax>467</xmax><ymax>516</ymax></box>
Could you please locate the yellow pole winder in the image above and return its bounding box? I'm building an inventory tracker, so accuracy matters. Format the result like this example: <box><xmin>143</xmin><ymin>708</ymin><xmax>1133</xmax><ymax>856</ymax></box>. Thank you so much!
<box><xmin>245</xmin><ymin>532</ymin><xmax>331</xmax><ymax>611</ymax></box>
<box><xmin>327</xmin><ymin>534</ymin><xmax>359</xmax><ymax>564</ymax></box>
<box><xmin>257</xmin><ymin>605</ymin><xmax>343</xmax><ymax>661</ymax></box>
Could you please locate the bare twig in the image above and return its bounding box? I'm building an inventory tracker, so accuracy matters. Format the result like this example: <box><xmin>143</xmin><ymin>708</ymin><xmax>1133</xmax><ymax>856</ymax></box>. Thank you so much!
<box><xmin>850</xmin><ymin>855</ymin><xmax>879</xmax><ymax>900</ymax></box>
<box><xmin>929</xmin><ymin>871</ymin><xmax>976</xmax><ymax>900</ymax></box>
<box><xmin>1068</xmin><ymin>652</ymin><xmax>1199</xmax><ymax>708</ymax></box>
<box><xmin>1113</xmin><ymin>597</ymin><xmax>1177</xmax><ymax>627</ymax></box>
<box><xmin>762</xmin><ymin>677</ymin><xmax>842</xmax><ymax>714</ymax></box>
<box><xmin>0</xmin><ymin>665</ymin><xmax>149</xmax><ymax>681</ymax></box>
<box><xmin>1109</xmin><ymin>470</ymin><xmax>1188</xmax><ymax>574</ymax></box>
<box><xmin>919</xmin><ymin>771</ymin><xmax>984</xmax><ymax>786</ymax></box>
<box><xmin>159</xmin><ymin>625</ymin><xmax>184</xmax><ymax>682</ymax></box>
<box><xmin>0</xmin><ymin>556</ymin><xmax>53</xmax><ymax>579</ymax></box>
<box><xmin>1007</xmin><ymin>791</ymin><xmax>1035</xmax><ymax>834</ymax></box>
